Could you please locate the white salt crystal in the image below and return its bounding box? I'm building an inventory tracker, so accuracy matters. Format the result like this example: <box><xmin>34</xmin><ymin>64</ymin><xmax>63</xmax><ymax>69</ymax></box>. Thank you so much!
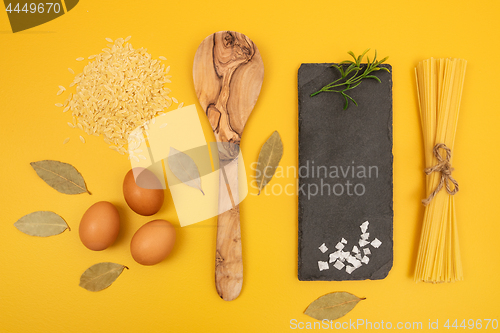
<box><xmin>359</xmin><ymin>239</ymin><xmax>369</xmax><ymax>247</ymax></box>
<box><xmin>329</xmin><ymin>251</ymin><xmax>340</xmax><ymax>263</ymax></box>
<box><xmin>345</xmin><ymin>265</ymin><xmax>357</xmax><ymax>274</ymax></box>
<box><xmin>333</xmin><ymin>260</ymin><xmax>345</xmax><ymax>270</ymax></box>
<box><xmin>335</xmin><ymin>242</ymin><xmax>345</xmax><ymax>250</ymax></box>
<box><xmin>355</xmin><ymin>254</ymin><xmax>362</xmax><ymax>260</ymax></box>
<box><xmin>361</xmin><ymin>233</ymin><xmax>370</xmax><ymax>240</ymax></box>
<box><xmin>371</xmin><ymin>238</ymin><xmax>382</xmax><ymax>248</ymax></box>
<box><xmin>340</xmin><ymin>251</ymin><xmax>350</xmax><ymax>261</ymax></box>
<box><xmin>347</xmin><ymin>256</ymin><xmax>362</xmax><ymax>268</ymax></box>
<box><xmin>319</xmin><ymin>243</ymin><xmax>328</xmax><ymax>253</ymax></box>
<box><xmin>361</xmin><ymin>256</ymin><xmax>370</xmax><ymax>264</ymax></box>
<box><xmin>341</xmin><ymin>238</ymin><xmax>347</xmax><ymax>244</ymax></box>
<box><xmin>360</xmin><ymin>221</ymin><xmax>369</xmax><ymax>233</ymax></box>
<box><xmin>352</xmin><ymin>245</ymin><xmax>359</xmax><ymax>254</ymax></box>
<box><xmin>363</xmin><ymin>248</ymin><xmax>371</xmax><ymax>255</ymax></box>
<box><xmin>318</xmin><ymin>261</ymin><xmax>329</xmax><ymax>271</ymax></box>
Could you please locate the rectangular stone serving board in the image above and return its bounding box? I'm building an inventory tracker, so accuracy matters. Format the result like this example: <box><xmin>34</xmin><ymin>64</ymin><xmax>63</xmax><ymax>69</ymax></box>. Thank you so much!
<box><xmin>298</xmin><ymin>63</ymin><xmax>393</xmax><ymax>281</ymax></box>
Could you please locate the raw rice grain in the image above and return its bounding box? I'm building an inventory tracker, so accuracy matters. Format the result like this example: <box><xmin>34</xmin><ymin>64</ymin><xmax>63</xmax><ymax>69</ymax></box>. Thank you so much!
<box><xmin>67</xmin><ymin>37</ymin><xmax>174</xmax><ymax>152</ymax></box>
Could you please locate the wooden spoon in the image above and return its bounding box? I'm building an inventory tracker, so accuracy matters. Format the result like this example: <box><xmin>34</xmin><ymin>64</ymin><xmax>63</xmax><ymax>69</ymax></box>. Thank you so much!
<box><xmin>193</xmin><ymin>31</ymin><xmax>264</xmax><ymax>301</ymax></box>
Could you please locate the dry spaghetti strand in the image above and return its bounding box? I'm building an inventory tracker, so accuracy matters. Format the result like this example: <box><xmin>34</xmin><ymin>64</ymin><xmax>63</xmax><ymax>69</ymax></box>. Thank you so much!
<box><xmin>414</xmin><ymin>58</ymin><xmax>466</xmax><ymax>283</ymax></box>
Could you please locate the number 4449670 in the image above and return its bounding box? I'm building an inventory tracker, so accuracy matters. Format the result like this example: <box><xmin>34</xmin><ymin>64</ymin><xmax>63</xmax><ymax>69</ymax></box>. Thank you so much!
<box><xmin>5</xmin><ymin>3</ymin><xmax>62</xmax><ymax>14</ymax></box>
<box><xmin>444</xmin><ymin>319</ymin><xmax>498</xmax><ymax>329</ymax></box>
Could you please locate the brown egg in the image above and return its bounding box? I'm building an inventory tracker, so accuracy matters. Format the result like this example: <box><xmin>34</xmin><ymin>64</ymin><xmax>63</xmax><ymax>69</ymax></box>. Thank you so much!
<box><xmin>123</xmin><ymin>168</ymin><xmax>164</xmax><ymax>216</ymax></box>
<box><xmin>130</xmin><ymin>219</ymin><xmax>176</xmax><ymax>265</ymax></box>
<box><xmin>79</xmin><ymin>201</ymin><xmax>120</xmax><ymax>251</ymax></box>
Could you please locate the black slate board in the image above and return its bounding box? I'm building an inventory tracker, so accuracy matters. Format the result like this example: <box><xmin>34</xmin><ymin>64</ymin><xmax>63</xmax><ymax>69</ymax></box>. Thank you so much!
<box><xmin>298</xmin><ymin>63</ymin><xmax>393</xmax><ymax>281</ymax></box>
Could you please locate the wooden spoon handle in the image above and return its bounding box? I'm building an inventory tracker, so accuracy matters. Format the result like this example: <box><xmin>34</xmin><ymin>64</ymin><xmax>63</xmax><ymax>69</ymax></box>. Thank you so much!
<box><xmin>215</xmin><ymin>205</ymin><xmax>242</xmax><ymax>301</ymax></box>
<box><xmin>215</xmin><ymin>155</ymin><xmax>242</xmax><ymax>301</ymax></box>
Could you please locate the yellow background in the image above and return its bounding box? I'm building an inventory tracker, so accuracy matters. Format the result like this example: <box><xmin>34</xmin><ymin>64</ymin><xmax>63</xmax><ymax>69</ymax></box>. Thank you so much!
<box><xmin>1</xmin><ymin>0</ymin><xmax>499</xmax><ymax>332</ymax></box>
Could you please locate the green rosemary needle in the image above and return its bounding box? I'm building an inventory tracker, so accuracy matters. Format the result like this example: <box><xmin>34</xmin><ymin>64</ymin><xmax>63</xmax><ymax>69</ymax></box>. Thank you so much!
<box><xmin>311</xmin><ymin>49</ymin><xmax>389</xmax><ymax>110</ymax></box>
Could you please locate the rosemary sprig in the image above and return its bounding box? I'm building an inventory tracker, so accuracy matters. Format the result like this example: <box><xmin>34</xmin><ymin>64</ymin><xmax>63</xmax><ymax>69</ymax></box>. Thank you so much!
<box><xmin>310</xmin><ymin>49</ymin><xmax>389</xmax><ymax>110</ymax></box>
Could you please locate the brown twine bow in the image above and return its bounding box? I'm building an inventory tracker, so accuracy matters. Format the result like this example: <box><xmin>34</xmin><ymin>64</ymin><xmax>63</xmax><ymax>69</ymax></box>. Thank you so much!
<box><xmin>422</xmin><ymin>143</ymin><xmax>459</xmax><ymax>206</ymax></box>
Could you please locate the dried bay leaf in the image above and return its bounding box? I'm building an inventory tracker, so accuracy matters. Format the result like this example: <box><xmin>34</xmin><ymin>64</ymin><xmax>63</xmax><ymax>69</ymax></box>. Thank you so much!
<box><xmin>31</xmin><ymin>160</ymin><xmax>90</xmax><ymax>195</ymax></box>
<box><xmin>167</xmin><ymin>147</ymin><xmax>205</xmax><ymax>195</ymax></box>
<box><xmin>79</xmin><ymin>262</ymin><xmax>128</xmax><ymax>292</ymax></box>
<box><xmin>14</xmin><ymin>211</ymin><xmax>70</xmax><ymax>237</ymax></box>
<box><xmin>255</xmin><ymin>131</ymin><xmax>283</xmax><ymax>194</ymax></box>
<box><xmin>304</xmin><ymin>292</ymin><xmax>365</xmax><ymax>321</ymax></box>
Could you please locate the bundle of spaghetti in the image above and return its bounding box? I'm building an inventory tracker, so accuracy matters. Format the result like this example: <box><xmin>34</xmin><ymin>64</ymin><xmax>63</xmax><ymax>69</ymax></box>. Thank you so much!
<box><xmin>414</xmin><ymin>58</ymin><xmax>467</xmax><ymax>283</ymax></box>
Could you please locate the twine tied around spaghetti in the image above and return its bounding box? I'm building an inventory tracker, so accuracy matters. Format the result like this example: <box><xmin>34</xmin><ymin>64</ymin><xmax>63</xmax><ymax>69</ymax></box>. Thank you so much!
<box><xmin>422</xmin><ymin>143</ymin><xmax>459</xmax><ymax>206</ymax></box>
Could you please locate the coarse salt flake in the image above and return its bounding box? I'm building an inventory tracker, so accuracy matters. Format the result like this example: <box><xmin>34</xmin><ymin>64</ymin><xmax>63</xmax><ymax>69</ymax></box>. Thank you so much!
<box><xmin>361</xmin><ymin>256</ymin><xmax>370</xmax><ymax>264</ymax></box>
<box><xmin>333</xmin><ymin>260</ymin><xmax>345</xmax><ymax>270</ymax></box>
<box><xmin>341</xmin><ymin>238</ymin><xmax>347</xmax><ymax>244</ymax></box>
<box><xmin>360</xmin><ymin>221</ymin><xmax>369</xmax><ymax>233</ymax></box>
<box><xmin>363</xmin><ymin>248</ymin><xmax>371</xmax><ymax>255</ymax></box>
<box><xmin>371</xmin><ymin>238</ymin><xmax>382</xmax><ymax>248</ymax></box>
<box><xmin>340</xmin><ymin>251</ymin><xmax>350</xmax><ymax>261</ymax></box>
<box><xmin>318</xmin><ymin>243</ymin><xmax>328</xmax><ymax>253</ymax></box>
<box><xmin>345</xmin><ymin>265</ymin><xmax>357</xmax><ymax>274</ymax></box>
<box><xmin>318</xmin><ymin>261</ymin><xmax>329</xmax><ymax>271</ymax></box>
<box><xmin>347</xmin><ymin>256</ymin><xmax>362</xmax><ymax>268</ymax></box>
<box><xmin>352</xmin><ymin>245</ymin><xmax>359</xmax><ymax>254</ymax></box>
<box><xmin>335</xmin><ymin>242</ymin><xmax>344</xmax><ymax>250</ymax></box>
<box><xmin>329</xmin><ymin>251</ymin><xmax>340</xmax><ymax>263</ymax></box>
<box><xmin>361</xmin><ymin>233</ymin><xmax>370</xmax><ymax>240</ymax></box>
<box><xmin>359</xmin><ymin>239</ymin><xmax>369</xmax><ymax>247</ymax></box>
